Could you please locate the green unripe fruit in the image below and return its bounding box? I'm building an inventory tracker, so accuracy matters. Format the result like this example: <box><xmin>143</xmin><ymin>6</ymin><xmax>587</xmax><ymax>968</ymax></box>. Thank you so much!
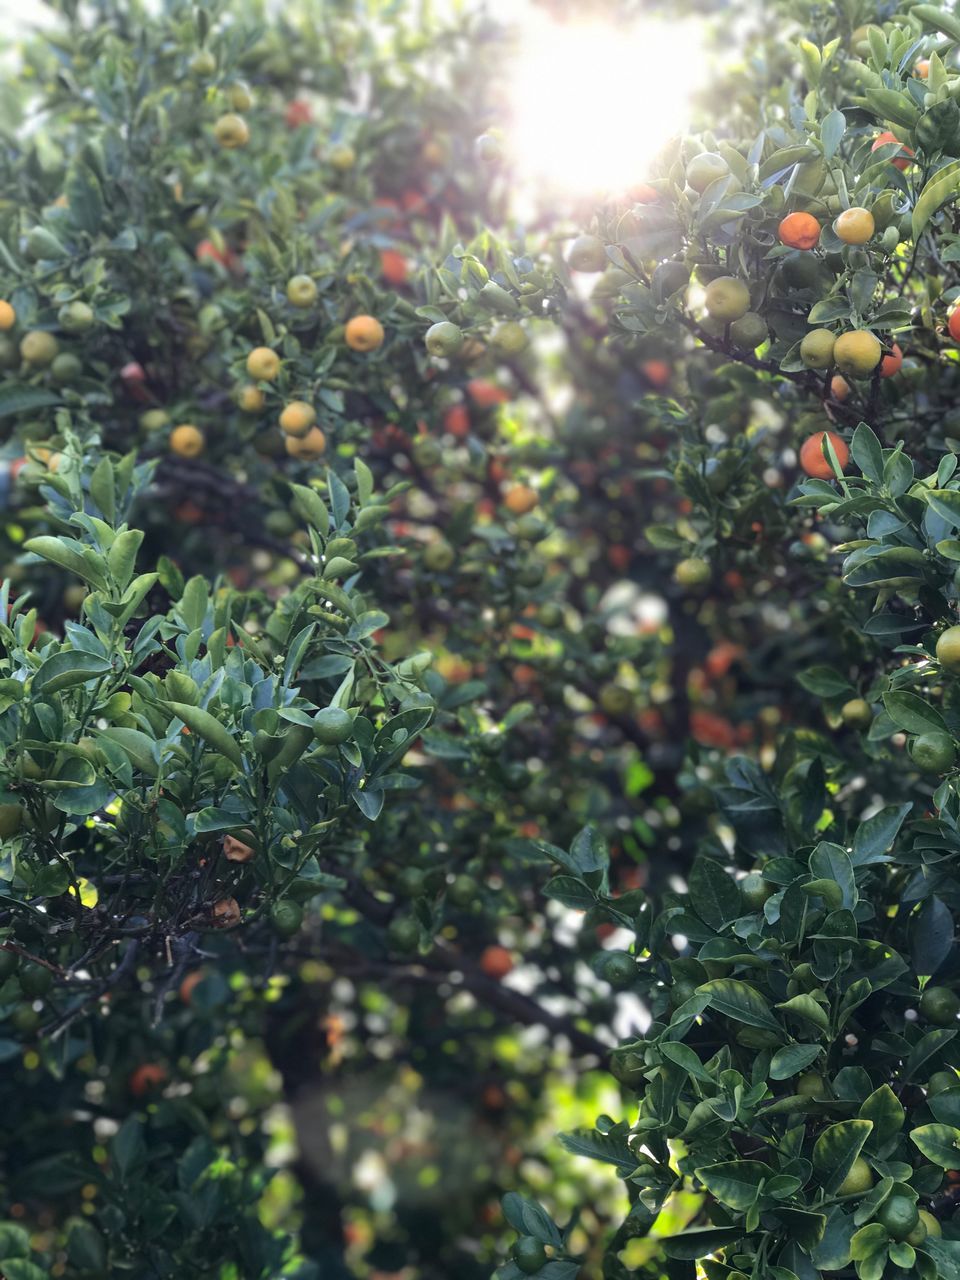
<box><xmin>424</xmin><ymin>320</ymin><xmax>464</xmax><ymax>357</ymax></box>
<box><xmin>686</xmin><ymin>151</ymin><xmax>730</xmax><ymax>193</ymax></box>
<box><xmin>841</xmin><ymin>698</ymin><xmax>873</xmax><ymax>729</ymax></box>
<box><xmin>915</xmin><ymin>1210</ymin><xmax>941</xmax><ymax>1241</ymax></box>
<box><xmin>50</xmin><ymin>352</ymin><xmax>83</xmax><ymax>385</ymax></box>
<box><xmin>0</xmin><ymin>805</ymin><xmax>24</xmax><ymax>839</ymax></box>
<box><xmin>703</xmin><ymin>277</ymin><xmax>751</xmax><ymax>322</ymax></box>
<box><xmin>796</xmin><ymin>1072</ymin><xmax>827</xmax><ymax>1098</ymax></box>
<box><xmin>910</xmin><ymin>731</ymin><xmax>956</xmax><ymax>775</ymax></box>
<box><xmin>424</xmin><ymin>540</ymin><xmax>456</xmax><ymax>571</ymax></box>
<box><xmin>740</xmin><ymin>870</ymin><xmax>773</xmax><ymax>910</ymax></box>
<box><xmin>57</xmin><ymin>301</ymin><xmax>94</xmax><ymax>333</ymax></box>
<box><xmin>478</xmin><ymin>732</ymin><xmax>504</xmax><ymax>757</ymax></box>
<box><xmin>286</xmin><ymin>275</ymin><xmax>318</xmax><ymax>308</ymax></box>
<box><xmin>412</xmin><ymin>436</ymin><xmax>442</xmax><ymax>467</ymax></box>
<box><xmin>189</xmin><ymin>49</ymin><xmax>217</xmax><ymax>76</ymax></box>
<box><xmin>674</xmin><ymin>557</ymin><xmax>710</xmax><ymax>586</ymax></box>
<box><xmin>800</xmin><ymin>328</ymin><xmax>836</xmax><ymax>370</ymax></box>
<box><xmin>936</xmin><ymin>625</ymin><xmax>960</xmax><ymax>672</ymax></box>
<box><xmin>19</xmin><ymin>963</ymin><xmax>53</xmax><ymax>998</ymax></box>
<box><xmin>876</xmin><ymin>1194</ymin><xmax>919</xmax><ymax>1242</ymax></box>
<box><xmin>447</xmin><ymin>875</ymin><xmax>476</xmax><ymax>907</ymax></box>
<box><xmin>20</xmin><ymin>330</ymin><xmax>59</xmax><ymax>366</ymax></box>
<box><xmin>11</xmin><ymin>1005</ymin><xmax>40</xmax><ymax>1034</ymax></box>
<box><xmin>513</xmin><ymin>1236</ymin><xmax>548</xmax><ymax>1274</ymax></box>
<box><xmin>599</xmin><ymin>684</ymin><xmax>633</xmax><ymax>716</ymax></box>
<box><xmin>609</xmin><ymin>1043</ymin><xmax>647</xmax><ymax>1086</ymax></box>
<box><xmin>729</xmin><ymin>311</ymin><xmax>768</xmax><ymax>349</ymax></box>
<box><xmin>600</xmin><ymin>951</ymin><xmax>636</xmax><ymax>989</ymax></box>
<box><xmin>537</xmin><ymin>602</ymin><xmax>563</xmax><ymax>629</ymax></box>
<box><xmin>0</xmin><ymin>948</ymin><xmax>18</xmax><ymax>980</ymax></box>
<box><xmin>836</xmin><ymin>1156</ymin><xmax>874</xmax><ymax>1197</ymax></box>
<box><xmin>919</xmin><ymin>985</ymin><xmax>960</xmax><ymax>1025</ymax></box>
<box><xmin>490</xmin><ymin>321</ymin><xmax>529</xmax><ymax>354</ymax></box>
<box><xmin>652</xmin><ymin>260</ymin><xmax>690</xmax><ymax>301</ymax></box>
<box><xmin>387</xmin><ymin>917</ymin><xmax>420</xmax><ymax>953</ymax></box>
<box><xmin>313</xmin><ymin>707</ymin><xmax>354</xmax><ymax>745</ymax></box>
<box><xmin>567</xmin><ymin>234</ymin><xmax>607</xmax><ymax>272</ymax></box>
<box><xmin>397</xmin><ymin>867</ymin><xmax>426</xmax><ymax>898</ymax></box>
<box><xmin>270</xmin><ymin>900</ymin><xmax>303</xmax><ymax>937</ymax></box>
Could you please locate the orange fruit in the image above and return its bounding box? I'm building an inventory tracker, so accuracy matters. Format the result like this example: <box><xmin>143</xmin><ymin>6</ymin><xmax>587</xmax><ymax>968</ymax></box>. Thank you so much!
<box><xmin>129</xmin><ymin>1063</ymin><xmax>167</xmax><ymax>1096</ymax></box>
<box><xmin>380</xmin><ymin>249</ymin><xmax>408</xmax><ymax>286</ymax></box>
<box><xmin>212</xmin><ymin>896</ymin><xmax>241</xmax><ymax>926</ymax></box>
<box><xmin>872</xmin><ymin>131</ymin><xmax>914</xmax><ymax>171</ymax></box>
<box><xmin>285</xmin><ymin>426</ymin><xmax>327</xmax><ymax>459</ymax></box>
<box><xmin>170</xmin><ymin>424</ymin><xmax>204</xmax><ymax>458</ymax></box>
<box><xmin>246</xmin><ymin>347</ymin><xmax>281</xmax><ymax>381</ymax></box>
<box><xmin>466</xmin><ymin>379</ymin><xmax>510</xmax><ymax>407</ymax></box>
<box><xmin>0</xmin><ymin>301</ymin><xmax>16</xmax><ymax>331</ymax></box>
<box><xmin>779</xmin><ymin>212</ymin><xmax>821</xmax><ymax>250</ymax></box>
<box><xmin>480</xmin><ymin>945</ymin><xmax>514</xmax><ymax>980</ymax></box>
<box><xmin>830</xmin><ymin>375</ymin><xmax>851</xmax><ymax>401</ymax></box>
<box><xmin>345</xmin><ymin>315</ymin><xmax>384</xmax><ymax>352</ymax></box>
<box><xmin>279</xmin><ymin>401</ymin><xmax>316</xmax><ymax>437</ymax></box>
<box><xmin>179</xmin><ymin>971</ymin><xmax>205</xmax><ymax>1004</ymax></box>
<box><xmin>443</xmin><ymin>404</ymin><xmax>470</xmax><ymax>437</ymax></box>
<box><xmin>503</xmin><ymin>484</ymin><xmax>538</xmax><ymax>515</ymax></box>
<box><xmin>880</xmin><ymin>342</ymin><xmax>903</xmax><ymax>377</ymax></box>
<box><xmin>835</xmin><ymin>207</ymin><xmax>875</xmax><ymax>245</ymax></box>
<box><xmin>641</xmin><ymin>359</ymin><xmax>671</xmax><ymax>388</ymax></box>
<box><xmin>916</xmin><ymin>59</ymin><xmax>930</xmax><ymax>78</ymax></box>
<box><xmin>237</xmin><ymin>384</ymin><xmax>265</xmax><ymax>412</ymax></box>
<box><xmin>949</xmin><ymin>309</ymin><xmax>960</xmax><ymax>344</ymax></box>
<box><xmin>800</xmin><ymin>431</ymin><xmax>849</xmax><ymax>479</ymax></box>
<box><xmin>285</xmin><ymin>99</ymin><xmax>311</xmax><ymax>128</ymax></box>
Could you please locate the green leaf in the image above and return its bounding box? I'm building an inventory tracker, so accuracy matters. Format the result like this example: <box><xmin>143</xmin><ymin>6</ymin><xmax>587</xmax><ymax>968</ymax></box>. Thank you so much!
<box><xmin>859</xmin><ymin>1085</ymin><xmax>905</xmax><ymax>1152</ymax></box>
<box><xmin>32</xmin><ymin>649</ymin><xmax>113</xmax><ymax>694</ymax></box>
<box><xmin>699</xmin><ymin>979</ymin><xmax>782</xmax><ymax>1033</ymax></box>
<box><xmin>543</xmin><ymin>876</ymin><xmax>596</xmax><ymax>910</ymax></box>
<box><xmin>659</xmin><ymin>1040</ymin><xmax>715</xmax><ymax>1084</ymax></box>
<box><xmin>0</xmin><ymin>386</ymin><xmax>61</xmax><ymax>420</ymax></box>
<box><xmin>797</xmin><ymin>665</ymin><xmax>853</xmax><ymax>697</ymax></box>
<box><xmin>688</xmin><ymin>857</ymin><xmax>741</xmax><ymax>930</ymax></box>
<box><xmin>851</xmin><ymin>423</ymin><xmax>884</xmax><ymax>484</ymax></box>
<box><xmin>913</xmin><ymin>160</ymin><xmax>960</xmax><ymax>238</ymax></box>
<box><xmin>911</xmin><ymin>1123</ymin><xmax>960</xmax><ymax>1166</ymax></box>
<box><xmin>812</xmin><ymin>1120</ymin><xmax>873</xmax><ymax>1194</ymax></box>
<box><xmin>927</xmin><ymin>488</ymin><xmax>960</xmax><ymax>529</ymax></box>
<box><xmin>695</xmin><ymin>1160</ymin><xmax>768</xmax><ymax>1210</ymax></box>
<box><xmin>164</xmin><ymin>701</ymin><xmax>242</xmax><ymax>768</ymax></box>
<box><xmin>501</xmin><ymin>1194</ymin><xmax>563</xmax><ymax>1247</ymax></box>
<box><xmin>770</xmin><ymin>1044</ymin><xmax>822</xmax><ymax>1079</ymax></box>
<box><xmin>882</xmin><ymin>691</ymin><xmax>948</xmax><ymax>736</ymax></box>
<box><xmin>556</xmin><ymin>1128</ymin><xmax>635</xmax><ymax>1172</ymax></box>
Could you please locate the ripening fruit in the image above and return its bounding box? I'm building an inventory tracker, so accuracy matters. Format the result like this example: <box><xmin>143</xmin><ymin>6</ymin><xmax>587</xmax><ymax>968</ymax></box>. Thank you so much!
<box><xmin>872</xmin><ymin>131</ymin><xmax>914</xmax><ymax>171</ymax></box>
<box><xmin>285</xmin><ymin>426</ymin><xmax>326</xmax><ymax>459</ymax></box>
<box><xmin>286</xmin><ymin>275</ymin><xmax>318</xmax><ymax>308</ymax></box>
<box><xmin>189</xmin><ymin>49</ymin><xmax>217</xmax><ymax>77</ymax></box>
<box><xmin>0</xmin><ymin>301</ymin><xmax>16</xmax><ymax>330</ymax></box>
<box><xmin>685</xmin><ymin>151</ymin><xmax>729</xmax><ymax>192</ymax></box>
<box><xmin>800</xmin><ymin>431</ymin><xmax>849</xmax><ymax>479</ymax></box>
<box><xmin>830</xmin><ymin>375</ymin><xmax>851</xmax><ymax>402</ymax></box>
<box><xmin>313</xmin><ymin>707</ymin><xmax>354</xmax><ymax>745</ymax></box>
<box><xmin>213</xmin><ymin>113</ymin><xmax>250</xmax><ymax>148</ymax></box>
<box><xmin>246</xmin><ymin>347</ymin><xmax>281</xmax><ymax>381</ymax></box>
<box><xmin>919</xmin><ymin>985</ymin><xmax>960</xmax><ymax>1025</ymax></box>
<box><xmin>800</xmin><ymin>329</ymin><xmax>836</xmax><ymax>370</ymax></box>
<box><xmin>228</xmin><ymin>80</ymin><xmax>253</xmax><ymax>111</ymax></box>
<box><xmin>237</xmin><ymin>384</ymin><xmax>265</xmax><ymax>412</ymax></box>
<box><xmin>729</xmin><ymin>312</ymin><xmax>768</xmax><ymax>349</ymax></box>
<box><xmin>834</xmin><ymin>330</ymin><xmax>882</xmax><ymax>377</ymax></box>
<box><xmin>915</xmin><ymin>1210</ymin><xmax>941</xmax><ymax>1241</ymax></box>
<box><xmin>128</xmin><ymin>1063</ymin><xmax>168</xmax><ymax>1097</ymax></box>
<box><xmin>424</xmin><ymin>320</ymin><xmax>464</xmax><ymax>358</ymax></box>
<box><xmin>480</xmin><ymin>945</ymin><xmax>514</xmax><ymax>979</ymax></box>
<box><xmin>876</xmin><ymin>1195</ymin><xmax>920</xmax><ymax>1242</ymax></box>
<box><xmin>841</xmin><ymin>698</ymin><xmax>873</xmax><ymax>729</ymax></box>
<box><xmin>344</xmin><ymin>315</ymin><xmax>384</xmax><ymax>352</ymax></box>
<box><xmin>503</xmin><ymin>484</ymin><xmax>538</xmax><ymax>515</ymax></box>
<box><xmin>674</xmin><ymin>557</ymin><xmax>710</xmax><ymax>586</ymax></box>
<box><xmin>949</xmin><ymin>309</ymin><xmax>960</xmax><ymax>344</ymax></box>
<box><xmin>279</xmin><ymin>401</ymin><xmax>316</xmax><ymax>437</ymax></box>
<box><xmin>329</xmin><ymin>142</ymin><xmax>356</xmax><ymax>170</ymax></box>
<box><xmin>380</xmin><ymin>249</ymin><xmax>408</xmax><ymax>286</ymax></box>
<box><xmin>937</xmin><ymin>625</ymin><xmax>960</xmax><ymax>672</ymax></box>
<box><xmin>20</xmin><ymin>330</ymin><xmax>59</xmax><ymax>366</ymax></box>
<box><xmin>703</xmin><ymin>277</ymin><xmax>751</xmax><ymax>322</ymax></box>
<box><xmin>837</xmin><ymin>1157</ymin><xmax>874</xmax><ymax>1197</ymax></box>
<box><xmin>835</xmin><ymin>207</ymin><xmax>875</xmax><ymax>245</ymax></box>
<box><xmin>513</xmin><ymin>1237</ymin><xmax>548</xmax><ymax>1274</ymax></box>
<box><xmin>910</xmin><ymin>731</ymin><xmax>956</xmax><ymax>774</ymax></box>
<box><xmin>778</xmin><ymin>212</ymin><xmax>821</xmax><ymax>250</ymax></box>
<box><xmin>491</xmin><ymin>321</ymin><xmax>529</xmax><ymax>354</ymax></box>
<box><xmin>567</xmin><ymin>234</ymin><xmax>607</xmax><ymax>272</ymax></box>
<box><xmin>58</xmin><ymin>300</ymin><xmax>95</xmax><ymax>333</ymax></box>
<box><xmin>169</xmin><ymin>424</ymin><xmax>205</xmax><ymax>458</ymax></box>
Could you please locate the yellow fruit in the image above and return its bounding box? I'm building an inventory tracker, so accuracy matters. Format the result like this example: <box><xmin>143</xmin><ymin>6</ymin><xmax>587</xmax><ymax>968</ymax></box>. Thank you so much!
<box><xmin>834</xmin><ymin>330</ymin><xmax>882</xmax><ymax>377</ymax></box>
<box><xmin>237</xmin><ymin>385</ymin><xmax>265</xmax><ymax>412</ymax></box>
<box><xmin>285</xmin><ymin>426</ymin><xmax>327</xmax><ymax>459</ymax></box>
<box><xmin>140</xmin><ymin>409</ymin><xmax>169</xmax><ymax>432</ymax></box>
<box><xmin>504</xmin><ymin>484</ymin><xmax>538</xmax><ymax>515</ymax></box>
<box><xmin>246</xmin><ymin>347</ymin><xmax>281</xmax><ymax>381</ymax></box>
<box><xmin>20</xmin><ymin>330</ymin><xmax>59</xmax><ymax>366</ymax></box>
<box><xmin>170</xmin><ymin>424</ymin><xmax>205</xmax><ymax>458</ymax></box>
<box><xmin>835</xmin><ymin>207</ymin><xmax>875</xmax><ymax>245</ymax></box>
<box><xmin>286</xmin><ymin>275</ymin><xmax>318</xmax><ymax>308</ymax></box>
<box><xmin>279</xmin><ymin>401</ymin><xmax>317</xmax><ymax>437</ymax></box>
<box><xmin>837</xmin><ymin>1156</ymin><xmax>874</xmax><ymax>1197</ymax></box>
<box><xmin>937</xmin><ymin>625</ymin><xmax>960</xmax><ymax>672</ymax></box>
<box><xmin>213</xmin><ymin>113</ymin><xmax>250</xmax><ymax>149</ymax></box>
<box><xmin>704</xmin><ymin>277</ymin><xmax>751</xmax><ymax>322</ymax></box>
<box><xmin>800</xmin><ymin>329</ymin><xmax>836</xmax><ymax>370</ymax></box>
<box><xmin>344</xmin><ymin>315</ymin><xmax>384</xmax><ymax>352</ymax></box>
<box><xmin>329</xmin><ymin>143</ymin><xmax>356</xmax><ymax>170</ymax></box>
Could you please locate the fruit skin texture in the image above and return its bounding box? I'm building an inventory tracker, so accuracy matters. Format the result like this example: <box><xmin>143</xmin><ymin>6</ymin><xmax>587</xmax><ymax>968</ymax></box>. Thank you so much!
<box><xmin>779</xmin><ymin>212</ymin><xmax>821</xmax><ymax>250</ymax></box>
<box><xmin>837</xmin><ymin>1156</ymin><xmax>874</xmax><ymax>1197</ymax></box>
<box><xmin>247</xmin><ymin>347</ymin><xmax>281</xmax><ymax>381</ymax></box>
<box><xmin>345</xmin><ymin>315</ymin><xmax>384</xmax><ymax>352</ymax></box>
<box><xmin>213</xmin><ymin>113</ymin><xmax>250</xmax><ymax>148</ymax></box>
<box><xmin>567</xmin><ymin>233</ymin><xmax>607</xmax><ymax>272</ymax></box>
<box><xmin>424</xmin><ymin>320</ymin><xmax>463</xmax><ymax>358</ymax></box>
<box><xmin>910</xmin><ymin>730</ymin><xmax>956</xmax><ymax>774</ymax></box>
<box><xmin>800</xmin><ymin>329</ymin><xmax>836</xmax><ymax>370</ymax></box>
<box><xmin>937</xmin><ymin>625</ymin><xmax>960</xmax><ymax>672</ymax></box>
<box><xmin>279</xmin><ymin>401</ymin><xmax>316</xmax><ymax>437</ymax></box>
<box><xmin>285</xmin><ymin>426</ymin><xmax>326</xmax><ymax>460</ymax></box>
<box><xmin>0</xmin><ymin>300</ymin><xmax>15</xmax><ymax>330</ymax></box>
<box><xmin>834</xmin><ymin>330</ymin><xmax>882</xmax><ymax>377</ymax></box>
<box><xmin>880</xmin><ymin>342</ymin><xmax>903</xmax><ymax>377</ymax></box>
<box><xmin>286</xmin><ymin>275</ymin><xmax>318</xmax><ymax>307</ymax></box>
<box><xmin>686</xmin><ymin>151</ymin><xmax>729</xmax><ymax>193</ymax></box>
<box><xmin>875</xmin><ymin>1194</ymin><xmax>919</xmax><ymax>1241</ymax></box>
<box><xmin>170</xmin><ymin>424</ymin><xmax>204</xmax><ymax>458</ymax></box>
<box><xmin>800</xmin><ymin>431</ymin><xmax>849</xmax><ymax>479</ymax></box>
<box><xmin>313</xmin><ymin>707</ymin><xmax>354</xmax><ymax>745</ymax></box>
<box><xmin>513</xmin><ymin>1236</ymin><xmax>548</xmax><ymax>1274</ymax></box>
<box><xmin>601</xmin><ymin>951</ymin><xmax>636</xmax><ymax>989</ymax></box>
<box><xmin>674</xmin><ymin>557</ymin><xmax>710</xmax><ymax>586</ymax></box>
<box><xmin>504</xmin><ymin>484</ymin><xmax>538</xmax><ymax>516</ymax></box>
<box><xmin>20</xmin><ymin>330</ymin><xmax>59</xmax><ymax>366</ymax></box>
<box><xmin>872</xmin><ymin>131</ymin><xmax>914</xmax><ymax>171</ymax></box>
<box><xmin>949</xmin><ymin>308</ymin><xmax>960</xmax><ymax>344</ymax></box>
<box><xmin>480</xmin><ymin>945</ymin><xmax>514</xmax><ymax>979</ymax></box>
<box><xmin>704</xmin><ymin>276</ymin><xmax>751</xmax><ymax>322</ymax></box>
<box><xmin>835</xmin><ymin>207</ymin><xmax>875</xmax><ymax>245</ymax></box>
<box><xmin>919</xmin><ymin>985</ymin><xmax>960</xmax><ymax>1025</ymax></box>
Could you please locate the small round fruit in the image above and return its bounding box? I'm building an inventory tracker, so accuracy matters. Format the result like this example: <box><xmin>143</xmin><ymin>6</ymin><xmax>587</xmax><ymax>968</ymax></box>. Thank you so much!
<box><xmin>313</xmin><ymin>707</ymin><xmax>354</xmax><ymax>745</ymax></box>
<box><xmin>919</xmin><ymin>985</ymin><xmax>960</xmax><ymax>1026</ymax></box>
<box><xmin>285</xmin><ymin>426</ymin><xmax>326</xmax><ymax>460</ymax></box>
<box><xmin>246</xmin><ymin>347</ymin><xmax>281</xmax><ymax>381</ymax></box>
<box><xmin>212</xmin><ymin>897</ymin><xmax>241</xmax><ymax>926</ymax></box>
<box><xmin>50</xmin><ymin>352</ymin><xmax>82</xmax><ymax>385</ymax></box>
<box><xmin>797</xmin><ymin>1072</ymin><xmax>827</xmax><ymax>1099</ymax></box>
<box><xmin>397</xmin><ymin>868</ymin><xmax>426</xmax><ymax>898</ymax></box>
<box><xmin>20</xmin><ymin>330</ymin><xmax>59</xmax><ymax>366</ymax></box>
<box><xmin>286</xmin><ymin>275</ymin><xmax>318</xmax><ymax>308</ymax></box>
<box><xmin>0</xmin><ymin>300</ymin><xmax>15</xmax><ymax>330</ymax></box>
<box><xmin>170</xmin><ymin>424</ymin><xmax>205</xmax><ymax>458</ymax></box>
<box><xmin>213</xmin><ymin>113</ymin><xmax>250</xmax><ymax>148</ymax></box>
<box><xmin>567</xmin><ymin>234</ymin><xmax>607</xmax><ymax>272</ymax></box>
<box><xmin>424</xmin><ymin>320</ymin><xmax>464</xmax><ymax>358</ymax></box>
<box><xmin>279</xmin><ymin>401</ymin><xmax>316</xmax><ymax>437</ymax></box>
<box><xmin>729</xmin><ymin>312</ymin><xmax>768</xmax><ymax>349</ymax></box>
<box><xmin>475</xmin><ymin>133</ymin><xmax>502</xmax><ymax>164</ymax></box>
<box><xmin>504</xmin><ymin>484</ymin><xmax>538</xmax><ymax>515</ymax></box>
<box><xmin>703</xmin><ymin>277</ymin><xmax>751</xmax><ymax>322</ymax></box>
<box><xmin>872</xmin><ymin>131</ymin><xmax>914</xmax><ymax>171</ymax></box>
<box><xmin>937</xmin><ymin>625</ymin><xmax>960</xmax><ymax>672</ymax></box>
<box><xmin>270</xmin><ymin>900</ymin><xmax>304</xmax><ymax>937</ymax></box>
<box><xmin>11</xmin><ymin>1006</ymin><xmax>40</xmax><ymax>1035</ymax></box>
<box><xmin>345</xmin><ymin>315</ymin><xmax>384</xmax><ymax>352</ymax></box>
<box><xmin>830</xmin><ymin>375</ymin><xmax>851</xmax><ymax>401</ymax></box>
<box><xmin>841</xmin><ymin>698</ymin><xmax>873</xmax><ymax>729</ymax></box>
<box><xmin>237</xmin><ymin>385</ymin><xmax>265</xmax><ymax>413</ymax></box>
<box><xmin>740</xmin><ymin>870</ymin><xmax>773</xmax><ymax>910</ymax></box>
<box><xmin>880</xmin><ymin>343</ymin><xmax>903</xmax><ymax>377</ymax></box>
<box><xmin>779</xmin><ymin>212</ymin><xmax>821</xmax><ymax>250</ymax></box>
<box><xmin>800</xmin><ymin>329</ymin><xmax>836</xmax><ymax>370</ymax></box>
<box><xmin>686</xmin><ymin>151</ymin><xmax>730</xmax><ymax>192</ymax></box>
<box><xmin>835</xmin><ymin>207</ymin><xmax>875</xmax><ymax>245</ymax></box>
<box><xmin>876</xmin><ymin>1194</ymin><xmax>920</xmax><ymax>1242</ymax></box>
<box><xmin>189</xmin><ymin>49</ymin><xmax>217</xmax><ymax>77</ymax></box>
<box><xmin>228</xmin><ymin>80</ymin><xmax>253</xmax><ymax>111</ymax></box>
<box><xmin>480</xmin><ymin>945</ymin><xmax>513</xmax><ymax>979</ymax></box>
<box><xmin>834</xmin><ymin>330</ymin><xmax>882</xmax><ymax>377</ymax></box>
<box><xmin>949</xmin><ymin>309</ymin><xmax>960</xmax><ymax>344</ymax></box>
<box><xmin>57</xmin><ymin>300</ymin><xmax>94</xmax><ymax>334</ymax></box>
<box><xmin>447</xmin><ymin>875</ymin><xmax>476</xmax><ymax>907</ymax></box>
<box><xmin>799</xmin><ymin>431</ymin><xmax>849</xmax><ymax>479</ymax></box>
<box><xmin>513</xmin><ymin>1236</ymin><xmax>547</xmax><ymax>1274</ymax></box>
<box><xmin>837</xmin><ymin>1156</ymin><xmax>874</xmax><ymax>1197</ymax></box>
<box><xmin>0</xmin><ymin>948</ymin><xmax>17</xmax><ymax>980</ymax></box>
<box><xmin>911</xmin><ymin>731</ymin><xmax>956</xmax><ymax>774</ymax></box>
<box><xmin>387</xmin><ymin>917</ymin><xmax>420</xmax><ymax>953</ymax></box>
<box><xmin>490</xmin><ymin>321</ymin><xmax>529</xmax><ymax>354</ymax></box>
<box><xmin>329</xmin><ymin>142</ymin><xmax>356</xmax><ymax>170</ymax></box>
<box><xmin>19</xmin><ymin>963</ymin><xmax>53</xmax><ymax>998</ymax></box>
<box><xmin>674</xmin><ymin>557</ymin><xmax>710</xmax><ymax>586</ymax></box>
<box><xmin>424</xmin><ymin>539</ymin><xmax>455</xmax><ymax>571</ymax></box>
<box><xmin>916</xmin><ymin>1209</ymin><xmax>941</xmax><ymax>1240</ymax></box>
<box><xmin>601</xmin><ymin>951</ymin><xmax>636</xmax><ymax>990</ymax></box>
